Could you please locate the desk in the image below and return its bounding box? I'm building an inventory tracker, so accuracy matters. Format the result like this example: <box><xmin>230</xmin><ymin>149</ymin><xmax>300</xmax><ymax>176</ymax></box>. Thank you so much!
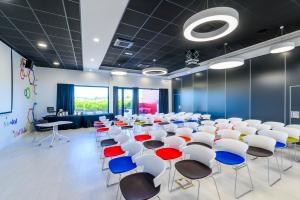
<box><xmin>43</xmin><ymin>113</ymin><xmax>114</xmax><ymax>129</ymax></box>
<box><xmin>36</xmin><ymin>121</ymin><xmax>72</xmax><ymax>147</ymax></box>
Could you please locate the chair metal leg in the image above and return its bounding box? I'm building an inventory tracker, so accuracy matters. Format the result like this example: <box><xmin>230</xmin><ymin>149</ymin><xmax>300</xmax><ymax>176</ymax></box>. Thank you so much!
<box><xmin>167</xmin><ymin>160</ymin><xmax>172</xmax><ymax>191</ymax></box>
<box><xmin>102</xmin><ymin>157</ymin><xmax>108</xmax><ymax>171</ymax></box>
<box><xmin>280</xmin><ymin>148</ymin><xmax>293</xmax><ymax>172</ymax></box>
<box><xmin>268</xmin><ymin>155</ymin><xmax>281</xmax><ymax>186</ymax></box>
<box><xmin>211</xmin><ymin>175</ymin><xmax>221</xmax><ymax>200</ymax></box>
<box><xmin>196</xmin><ymin>180</ymin><xmax>201</xmax><ymax>200</ymax></box>
<box><xmin>233</xmin><ymin>163</ymin><xmax>253</xmax><ymax>199</ymax></box>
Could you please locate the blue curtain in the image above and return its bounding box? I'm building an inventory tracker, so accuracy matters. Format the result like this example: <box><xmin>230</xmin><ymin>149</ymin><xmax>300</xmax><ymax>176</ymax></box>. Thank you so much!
<box><xmin>159</xmin><ymin>89</ymin><xmax>169</xmax><ymax>114</ymax></box>
<box><xmin>132</xmin><ymin>87</ymin><xmax>139</xmax><ymax>114</ymax></box>
<box><xmin>113</xmin><ymin>86</ymin><xmax>119</xmax><ymax>115</ymax></box>
<box><xmin>56</xmin><ymin>84</ymin><xmax>74</xmax><ymax>115</ymax></box>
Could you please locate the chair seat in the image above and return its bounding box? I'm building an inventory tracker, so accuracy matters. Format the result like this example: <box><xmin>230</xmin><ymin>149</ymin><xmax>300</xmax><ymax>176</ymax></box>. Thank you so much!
<box><xmin>109</xmin><ymin>156</ymin><xmax>137</xmax><ymax>174</ymax></box>
<box><xmin>167</xmin><ymin>132</ymin><xmax>175</xmax><ymax>137</ymax></box>
<box><xmin>154</xmin><ymin>120</ymin><xmax>162</xmax><ymax>123</ymax></box>
<box><xmin>156</xmin><ymin>148</ymin><xmax>182</xmax><ymax>160</ymax></box>
<box><xmin>173</xmin><ymin>120</ymin><xmax>184</xmax><ymax>124</ymax></box>
<box><xmin>179</xmin><ymin>136</ymin><xmax>191</xmax><ymax>142</ymax></box>
<box><xmin>94</xmin><ymin>125</ymin><xmax>106</xmax><ymax>128</ymax></box>
<box><xmin>121</xmin><ymin>125</ymin><xmax>133</xmax><ymax>130</ymax></box>
<box><xmin>141</xmin><ymin>124</ymin><xmax>153</xmax><ymax>127</ymax></box>
<box><xmin>187</xmin><ymin>142</ymin><xmax>212</xmax><ymax>149</ymax></box>
<box><xmin>187</xmin><ymin>120</ymin><xmax>198</xmax><ymax>122</ymax></box>
<box><xmin>100</xmin><ymin>139</ymin><xmax>117</xmax><ymax>147</ymax></box>
<box><xmin>287</xmin><ymin>137</ymin><xmax>299</xmax><ymax>143</ymax></box>
<box><xmin>175</xmin><ymin>160</ymin><xmax>212</xmax><ymax>180</ymax></box>
<box><xmin>247</xmin><ymin>146</ymin><xmax>273</xmax><ymax>157</ymax></box>
<box><xmin>135</xmin><ymin>134</ymin><xmax>152</xmax><ymax>141</ymax></box>
<box><xmin>216</xmin><ymin>151</ymin><xmax>245</xmax><ymax>165</ymax></box>
<box><xmin>158</xmin><ymin>122</ymin><xmax>169</xmax><ymax>125</ymax></box>
<box><xmin>143</xmin><ymin>140</ymin><xmax>164</xmax><ymax>150</ymax></box>
<box><xmin>120</xmin><ymin>172</ymin><xmax>160</xmax><ymax>200</ymax></box>
<box><xmin>104</xmin><ymin>146</ymin><xmax>125</xmax><ymax>157</ymax></box>
<box><xmin>97</xmin><ymin>127</ymin><xmax>109</xmax><ymax>132</ymax></box>
<box><xmin>275</xmin><ymin>142</ymin><xmax>286</xmax><ymax>149</ymax></box>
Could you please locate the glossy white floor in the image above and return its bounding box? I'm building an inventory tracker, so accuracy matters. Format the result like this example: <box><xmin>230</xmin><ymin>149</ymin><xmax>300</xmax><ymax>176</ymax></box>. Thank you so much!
<box><xmin>0</xmin><ymin>128</ymin><xmax>299</xmax><ymax>200</ymax></box>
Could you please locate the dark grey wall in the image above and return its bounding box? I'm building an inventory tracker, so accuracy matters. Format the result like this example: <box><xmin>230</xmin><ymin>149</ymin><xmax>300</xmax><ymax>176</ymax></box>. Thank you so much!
<box><xmin>172</xmin><ymin>47</ymin><xmax>300</xmax><ymax>122</ymax></box>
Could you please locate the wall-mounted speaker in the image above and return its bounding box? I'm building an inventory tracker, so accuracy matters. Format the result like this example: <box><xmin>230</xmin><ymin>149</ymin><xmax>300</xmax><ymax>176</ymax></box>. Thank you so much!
<box><xmin>25</xmin><ymin>59</ymin><xmax>33</xmax><ymax>69</ymax></box>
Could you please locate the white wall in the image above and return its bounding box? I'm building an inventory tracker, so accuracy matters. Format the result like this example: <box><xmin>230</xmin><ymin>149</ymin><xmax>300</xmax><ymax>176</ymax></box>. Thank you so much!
<box><xmin>0</xmin><ymin>43</ymin><xmax>36</xmax><ymax>149</ymax></box>
<box><xmin>35</xmin><ymin>67</ymin><xmax>172</xmax><ymax>119</ymax></box>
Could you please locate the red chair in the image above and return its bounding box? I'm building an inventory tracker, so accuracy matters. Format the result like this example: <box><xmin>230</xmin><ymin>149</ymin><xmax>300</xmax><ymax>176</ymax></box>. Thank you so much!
<box><xmin>96</xmin><ymin>127</ymin><xmax>110</xmax><ymax>142</ymax></box>
<box><xmin>134</xmin><ymin>125</ymin><xmax>153</xmax><ymax>142</ymax></box>
<box><xmin>155</xmin><ymin>136</ymin><xmax>185</xmax><ymax>190</ymax></box>
<box><xmin>175</xmin><ymin>127</ymin><xmax>193</xmax><ymax>142</ymax></box>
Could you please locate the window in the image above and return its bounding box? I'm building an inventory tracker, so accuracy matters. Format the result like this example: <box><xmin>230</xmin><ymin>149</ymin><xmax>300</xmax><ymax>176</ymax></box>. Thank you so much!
<box><xmin>138</xmin><ymin>89</ymin><xmax>159</xmax><ymax>114</ymax></box>
<box><xmin>74</xmin><ymin>86</ymin><xmax>108</xmax><ymax>114</ymax></box>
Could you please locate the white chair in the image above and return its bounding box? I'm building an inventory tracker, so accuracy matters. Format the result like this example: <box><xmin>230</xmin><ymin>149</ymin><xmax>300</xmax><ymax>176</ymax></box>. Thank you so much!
<box><xmin>184</xmin><ymin>122</ymin><xmax>199</xmax><ymax>131</ymax></box>
<box><xmin>170</xmin><ymin>145</ymin><xmax>221</xmax><ymax>200</ymax></box>
<box><xmin>234</xmin><ymin>126</ymin><xmax>257</xmax><ymax>140</ymax></box>
<box><xmin>201</xmin><ymin>114</ymin><xmax>211</xmax><ymax>120</ymax></box>
<box><xmin>119</xmin><ymin>155</ymin><xmax>166</xmax><ymax>200</ymax></box>
<box><xmin>201</xmin><ymin>120</ymin><xmax>215</xmax><ymax>126</ymax></box>
<box><xmin>250</xmin><ymin>123</ymin><xmax>271</xmax><ymax>131</ymax></box>
<box><xmin>215</xmin><ymin>118</ymin><xmax>229</xmax><ymax>124</ymax></box>
<box><xmin>264</xmin><ymin>121</ymin><xmax>285</xmax><ymax>129</ymax></box>
<box><xmin>143</xmin><ymin>130</ymin><xmax>168</xmax><ymax>150</ymax></box>
<box><xmin>215</xmin><ymin>122</ymin><xmax>233</xmax><ymax>130</ymax></box>
<box><xmin>229</xmin><ymin>117</ymin><xmax>243</xmax><ymax>123</ymax></box>
<box><xmin>286</xmin><ymin>124</ymin><xmax>300</xmax><ymax>130</ymax></box>
<box><xmin>215</xmin><ymin>139</ymin><xmax>253</xmax><ymax>198</ymax></box>
<box><xmin>244</xmin><ymin>119</ymin><xmax>262</xmax><ymax>126</ymax></box>
<box><xmin>217</xmin><ymin>129</ymin><xmax>241</xmax><ymax>140</ymax></box>
<box><xmin>244</xmin><ymin>135</ymin><xmax>280</xmax><ymax>186</ymax></box>
<box><xmin>175</xmin><ymin>127</ymin><xmax>193</xmax><ymax>142</ymax></box>
<box><xmin>189</xmin><ymin>132</ymin><xmax>215</xmax><ymax>148</ymax></box>
<box><xmin>198</xmin><ymin>125</ymin><xmax>217</xmax><ymax>134</ymax></box>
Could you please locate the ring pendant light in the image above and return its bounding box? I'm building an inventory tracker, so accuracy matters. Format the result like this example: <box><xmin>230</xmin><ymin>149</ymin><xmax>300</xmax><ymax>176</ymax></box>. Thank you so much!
<box><xmin>270</xmin><ymin>26</ymin><xmax>295</xmax><ymax>54</ymax></box>
<box><xmin>209</xmin><ymin>43</ymin><xmax>244</xmax><ymax>70</ymax></box>
<box><xmin>142</xmin><ymin>67</ymin><xmax>168</xmax><ymax>76</ymax></box>
<box><xmin>111</xmin><ymin>70</ymin><xmax>127</xmax><ymax>76</ymax></box>
<box><xmin>183</xmin><ymin>7</ymin><xmax>239</xmax><ymax>42</ymax></box>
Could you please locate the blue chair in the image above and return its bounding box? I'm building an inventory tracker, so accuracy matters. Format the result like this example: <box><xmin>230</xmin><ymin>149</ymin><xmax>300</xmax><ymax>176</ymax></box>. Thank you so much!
<box><xmin>215</xmin><ymin>139</ymin><xmax>253</xmax><ymax>199</ymax></box>
<box><xmin>106</xmin><ymin>142</ymin><xmax>143</xmax><ymax>188</ymax></box>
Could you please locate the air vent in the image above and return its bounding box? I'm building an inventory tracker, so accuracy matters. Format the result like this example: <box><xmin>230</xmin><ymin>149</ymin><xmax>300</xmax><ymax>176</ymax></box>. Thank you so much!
<box><xmin>114</xmin><ymin>38</ymin><xmax>133</xmax><ymax>48</ymax></box>
<box><xmin>137</xmin><ymin>64</ymin><xmax>150</xmax><ymax>68</ymax></box>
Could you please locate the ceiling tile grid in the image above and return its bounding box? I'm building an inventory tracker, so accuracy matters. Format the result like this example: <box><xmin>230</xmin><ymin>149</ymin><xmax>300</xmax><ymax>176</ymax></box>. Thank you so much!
<box><xmin>0</xmin><ymin>0</ymin><xmax>82</xmax><ymax>70</ymax></box>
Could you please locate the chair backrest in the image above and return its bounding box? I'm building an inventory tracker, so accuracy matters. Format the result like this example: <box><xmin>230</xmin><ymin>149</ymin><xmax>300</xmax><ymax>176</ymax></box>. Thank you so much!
<box><xmin>163</xmin><ymin>123</ymin><xmax>178</xmax><ymax>132</ymax></box>
<box><xmin>192</xmin><ymin>132</ymin><xmax>215</xmax><ymax>147</ymax></box>
<box><xmin>258</xmin><ymin>130</ymin><xmax>288</xmax><ymax>145</ymax></box>
<box><xmin>109</xmin><ymin>127</ymin><xmax>122</xmax><ymax>136</ymax></box>
<box><xmin>142</xmin><ymin>125</ymin><xmax>153</xmax><ymax>134</ymax></box>
<box><xmin>286</xmin><ymin>124</ymin><xmax>300</xmax><ymax>130</ymax></box>
<box><xmin>250</xmin><ymin>123</ymin><xmax>271</xmax><ymax>131</ymax></box>
<box><xmin>217</xmin><ymin>129</ymin><xmax>241</xmax><ymax>140</ymax></box>
<box><xmin>244</xmin><ymin>135</ymin><xmax>276</xmax><ymax>153</ymax></box>
<box><xmin>234</xmin><ymin>126</ymin><xmax>257</xmax><ymax>136</ymax></box>
<box><xmin>273</xmin><ymin>126</ymin><xmax>300</xmax><ymax>139</ymax></box>
<box><xmin>175</xmin><ymin>127</ymin><xmax>193</xmax><ymax>137</ymax></box>
<box><xmin>164</xmin><ymin>136</ymin><xmax>186</xmax><ymax>150</ymax></box>
<box><xmin>149</xmin><ymin>130</ymin><xmax>167</xmax><ymax>140</ymax></box>
<box><xmin>244</xmin><ymin>119</ymin><xmax>262</xmax><ymax>126</ymax></box>
<box><xmin>233</xmin><ymin>121</ymin><xmax>248</xmax><ymax>129</ymax></box>
<box><xmin>263</xmin><ymin>121</ymin><xmax>285</xmax><ymax>129</ymax></box>
<box><xmin>182</xmin><ymin>145</ymin><xmax>216</xmax><ymax>168</ymax></box>
<box><xmin>184</xmin><ymin>122</ymin><xmax>199</xmax><ymax>129</ymax></box>
<box><xmin>215</xmin><ymin>123</ymin><xmax>233</xmax><ymax>130</ymax></box>
<box><xmin>201</xmin><ymin>114</ymin><xmax>211</xmax><ymax>120</ymax></box>
<box><xmin>99</xmin><ymin>116</ymin><xmax>107</xmax><ymax>122</ymax></box>
<box><xmin>215</xmin><ymin>118</ymin><xmax>229</xmax><ymax>124</ymax></box>
<box><xmin>228</xmin><ymin>117</ymin><xmax>243</xmax><ymax>123</ymax></box>
<box><xmin>215</xmin><ymin>139</ymin><xmax>249</xmax><ymax>158</ymax></box>
<box><xmin>198</xmin><ymin>125</ymin><xmax>216</xmax><ymax>134</ymax></box>
<box><xmin>115</xmin><ymin>134</ymin><xmax>130</xmax><ymax>145</ymax></box>
<box><xmin>201</xmin><ymin>120</ymin><xmax>215</xmax><ymax>126</ymax></box>
<box><xmin>122</xmin><ymin>142</ymin><xmax>143</xmax><ymax>158</ymax></box>
<box><xmin>134</xmin><ymin>155</ymin><xmax>166</xmax><ymax>187</ymax></box>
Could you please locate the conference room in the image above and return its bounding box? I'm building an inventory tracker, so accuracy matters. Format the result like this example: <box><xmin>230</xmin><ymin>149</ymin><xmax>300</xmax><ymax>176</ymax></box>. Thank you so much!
<box><xmin>0</xmin><ymin>0</ymin><xmax>300</xmax><ymax>200</ymax></box>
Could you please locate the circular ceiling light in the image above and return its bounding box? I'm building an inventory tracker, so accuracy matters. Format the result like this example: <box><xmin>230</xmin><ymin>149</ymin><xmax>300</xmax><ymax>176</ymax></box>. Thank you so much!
<box><xmin>93</xmin><ymin>37</ymin><xmax>100</xmax><ymax>43</ymax></box>
<box><xmin>183</xmin><ymin>7</ymin><xmax>239</xmax><ymax>42</ymax></box>
<box><xmin>209</xmin><ymin>58</ymin><xmax>244</xmax><ymax>70</ymax></box>
<box><xmin>111</xmin><ymin>70</ymin><xmax>127</xmax><ymax>76</ymax></box>
<box><xmin>270</xmin><ymin>42</ymin><xmax>295</xmax><ymax>54</ymax></box>
<box><xmin>142</xmin><ymin>67</ymin><xmax>168</xmax><ymax>76</ymax></box>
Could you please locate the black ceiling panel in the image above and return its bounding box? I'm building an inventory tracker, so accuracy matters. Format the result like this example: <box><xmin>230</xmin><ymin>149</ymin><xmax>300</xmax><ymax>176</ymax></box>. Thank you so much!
<box><xmin>0</xmin><ymin>0</ymin><xmax>82</xmax><ymax>70</ymax></box>
<box><xmin>102</xmin><ymin>0</ymin><xmax>300</xmax><ymax>73</ymax></box>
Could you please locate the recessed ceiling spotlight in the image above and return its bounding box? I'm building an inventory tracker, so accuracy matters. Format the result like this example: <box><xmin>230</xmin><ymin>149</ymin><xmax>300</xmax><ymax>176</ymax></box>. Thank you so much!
<box><xmin>53</xmin><ymin>61</ymin><xmax>60</xmax><ymax>66</ymax></box>
<box><xmin>142</xmin><ymin>67</ymin><xmax>168</xmax><ymax>76</ymax></box>
<box><xmin>90</xmin><ymin>58</ymin><xmax>95</xmax><ymax>62</ymax></box>
<box><xmin>111</xmin><ymin>70</ymin><xmax>127</xmax><ymax>76</ymax></box>
<box><xmin>183</xmin><ymin>7</ymin><xmax>239</xmax><ymax>42</ymax></box>
<box><xmin>93</xmin><ymin>38</ymin><xmax>100</xmax><ymax>43</ymax></box>
<box><xmin>124</xmin><ymin>52</ymin><xmax>133</xmax><ymax>56</ymax></box>
<box><xmin>37</xmin><ymin>42</ymin><xmax>47</xmax><ymax>48</ymax></box>
<box><xmin>153</xmin><ymin>59</ymin><xmax>157</xmax><ymax>62</ymax></box>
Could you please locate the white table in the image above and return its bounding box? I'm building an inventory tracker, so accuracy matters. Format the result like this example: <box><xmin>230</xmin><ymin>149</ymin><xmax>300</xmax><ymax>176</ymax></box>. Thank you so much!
<box><xmin>36</xmin><ymin>121</ymin><xmax>72</xmax><ymax>147</ymax></box>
